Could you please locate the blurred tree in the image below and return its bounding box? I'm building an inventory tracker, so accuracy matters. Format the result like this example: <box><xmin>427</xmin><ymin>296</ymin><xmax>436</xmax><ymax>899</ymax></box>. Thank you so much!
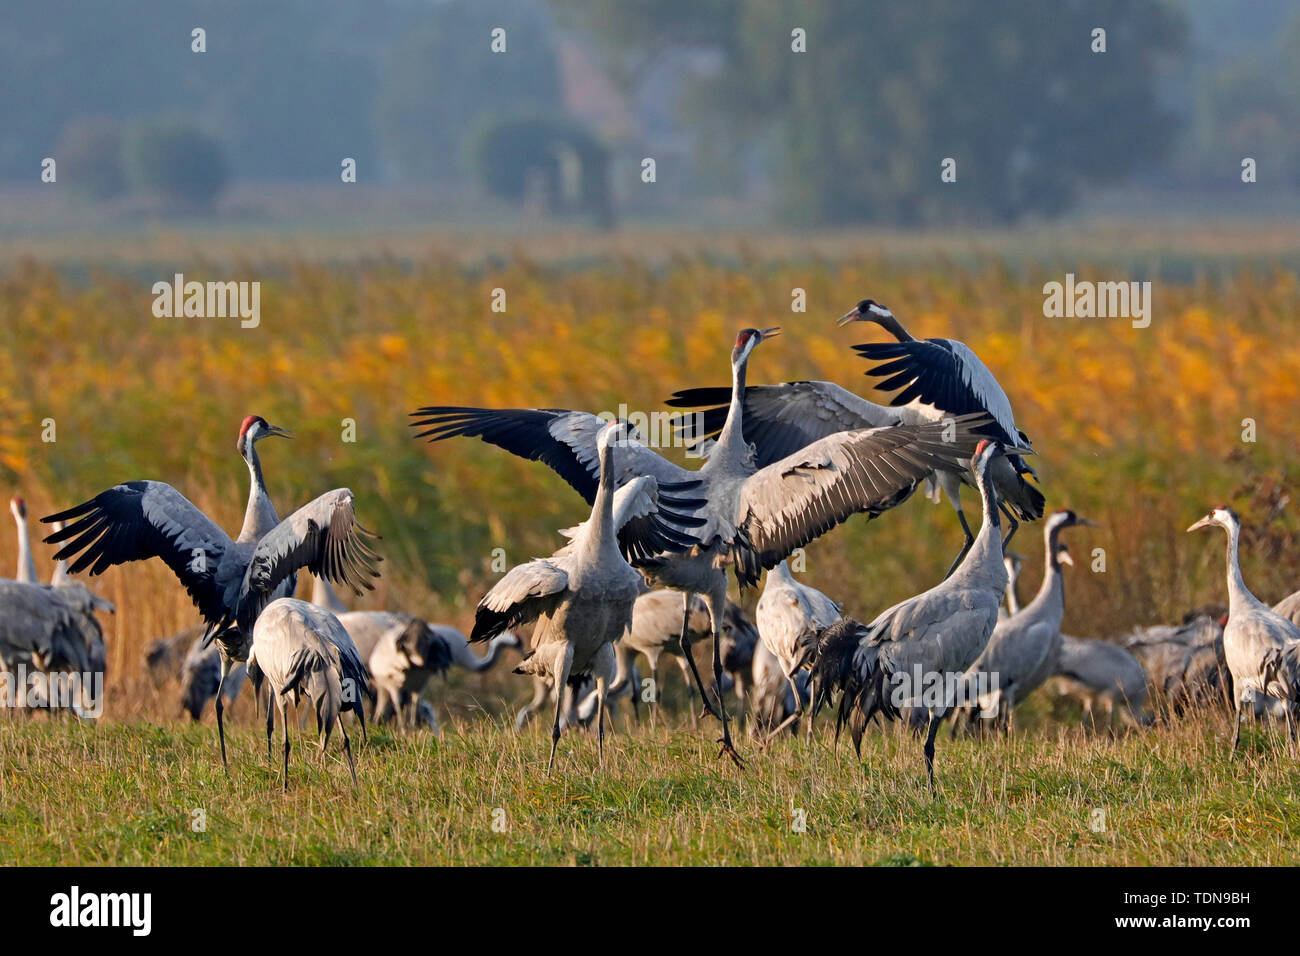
<box><xmin>553</xmin><ymin>0</ymin><xmax>1187</xmax><ymax>223</ymax></box>
<box><xmin>377</xmin><ymin>0</ymin><xmax>564</xmax><ymax>182</ymax></box>
<box><xmin>126</xmin><ymin>119</ymin><xmax>229</xmax><ymax>209</ymax></box>
<box><xmin>468</xmin><ymin>114</ymin><xmax>613</xmax><ymax>225</ymax></box>
<box><xmin>54</xmin><ymin>116</ymin><xmax>127</xmax><ymax>200</ymax></box>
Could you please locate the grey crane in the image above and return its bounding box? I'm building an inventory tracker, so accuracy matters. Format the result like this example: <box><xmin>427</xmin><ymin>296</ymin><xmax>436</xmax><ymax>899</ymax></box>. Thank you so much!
<box><xmin>10</xmin><ymin>496</ymin><xmax>38</xmax><ymax>583</ymax></box>
<box><xmin>607</xmin><ymin>587</ymin><xmax>712</xmax><ymax>726</ymax></box>
<box><xmin>358</xmin><ymin>613</ymin><xmax>520</xmax><ymax>732</ymax></box>
<box><xmin>841</xmin><ymin>299</ymin><xmax>1044</xmax><ymax>573</ymax></box>
<box><xmin>1122</xmin><ymin>609</ymin><xmax>1229</xmax><ymax>719</ymax></box>
<box><xmin>1052</xmin><ymin>635</ymin><xmax>1151</xmax><ymax>729</ymax></box>
<box><xmin>999</xmin><ymin>551</ymin><xmax>1025</xmax><ymax>620</ymax></box>
<box><xmin>470</xmin><ymin>420</ymin><xmax>706</xmax><ymax>771</ymax></box>
<box><xmin>755</xmin><ymin>560</ymin><xmax>841</xmax><ymax>741</ymax></box>
<box><xmin>810</xmin><ymin>439</ymin><xmax>1012</xmax><ymax>791</ymax></box>
<box><xmin>1187</xmin><ymin>506</ymin><xmax>1300</xmax><ymax>750</ymax></box>
<box><xmin>246</xmin><ymin>598</ymin><xmax>369</xmax><ymax>788</ymax></box>
<box><xmin>750</xmin><ymin>636</ymin><xmax>810</xmax><ymax>738</ymax></box>
<box><xmin>4</xmin><ymin>503</ymin><xmax>110</xmax><ymax>716</ymax></box>
<box><xmin>42</xmin><ymin>414</ymin><xmax>381</xmax><ymax>764</ymax></box>
<box><xmin>960</xmin><ymin>510</ymin><xmax>1095</xmax><ymax>731</ymax></box>
<box><xmin>309</xmin><ymin>577</ymin><xmax>521</xmax><ymax>731</ymax></box>
<box><xmin>413</xmin><ymin>329</ymin><xmax>986</xmax><ymax>764</ymax></box>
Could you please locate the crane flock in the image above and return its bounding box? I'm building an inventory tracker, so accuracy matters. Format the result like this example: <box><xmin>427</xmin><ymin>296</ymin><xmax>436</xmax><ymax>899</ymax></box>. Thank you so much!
<box><xmin>5</xmin><ymin>299</ymin><xmax>1299</xmax><ymax>792</ymax></box>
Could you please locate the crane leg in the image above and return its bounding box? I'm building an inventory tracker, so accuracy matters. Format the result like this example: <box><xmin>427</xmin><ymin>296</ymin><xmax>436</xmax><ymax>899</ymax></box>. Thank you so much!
<box><xmin>215</xmin><ymin>655</ymin><xmax>230</xmax><ymax>770</ymax></box>
<box><xmin>1231</xmin><ymin>696</ymin><xmax>1244</xmax><ymax>756</ymax></box>
<box><xmin>596</xmin><ymin>677</ymin><xmax>607</xmax><ymax>768</ymax></box>
<box><xmin>923</xmin><ymin>711</ymin><xmax>942</xmax><ymax>794</ymax></box>
<box><xmin>763</xmin><ymin>671</ymin><xmax>806</xmax><ymax>744</ymax></box>
<box><xmin>340</xmin><ymin>718</ymin><xmax>358</xmax><ymax>787</ymax></box>
<box><xmin>548</xmin><ymin>646</ymin><xmax>574</xmax><ymax>774</ymax></box>
<box><xmin>705</xmin><ymin>589</ymin><xmax>744</xmax><ymax>768</ymax></box>
<box><xmin>677</xmin><ymin>592</ymin><xmax>721</xmax><ymax>722</ymax></box>
<box><xmin>278</xmin><ymin>697</ymin><xmax>291</xmax><ymax>791</ymax></box>
<box><xmin>265</xmin><ymin>687</ymin><xmax>274</xmax><ymax>762</ymax></box>
<box><xmin>943</xmin><ymin>509</ymin><xmax>976</xmax><ymax>579</ymax></box>
<box><xmin>999</xmin><ymin>502</ymin><xmax>1019</xmax><ymax>551</ymax></box>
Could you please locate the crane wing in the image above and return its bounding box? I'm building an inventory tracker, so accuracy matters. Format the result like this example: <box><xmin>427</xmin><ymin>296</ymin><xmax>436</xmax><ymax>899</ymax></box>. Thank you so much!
<box><xmin>410</xmin><ymin>406</ymin><xmax>690</xmax><ymax>504</ymax></box>
<box><xmin>472</xmin><ymin>558</ymin><xmax>570</xmax><ymax>642</ymax></box>
<box><xmin>243</xmin><ymin>489</ymin><xmax>381</xmax><ymax>621</ymax></box>
<box><xmin>853</xmin><ymin>339</ymin><xmax>1020</xmax><ymax>446</ymax></box>
<box><xmin>732</xmin><ymin>416</ymin><xmax>986</xmax><ymax>587</ymax></box>
<box><xmin>557</xmin><ymin>476</ymin><xmax>708</xmax><ymax>567</ymax></box>
<box><xmin>666</xmin><ymin>381</ymin><xmax>904</xmax><ymax>467</ymax></box>
<box><xmin>42</xmin><ymin>481</ymin><xmax>233</xmax><ymax>627</ymax></box>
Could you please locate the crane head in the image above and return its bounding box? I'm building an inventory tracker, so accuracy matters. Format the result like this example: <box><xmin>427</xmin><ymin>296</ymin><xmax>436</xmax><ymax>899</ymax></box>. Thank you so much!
<box><xmin>836</xmin><ymin>298</ymin><xmax>895</xmax><ymax>327</ymax></box>
<box><xmin>237</xmin><ymin>415</ymin><xmax>293</xmax><ymax>455</ymax></box>
<box><xmin>731</xmin><ymin>327</ymin><xmax>781</xmax><ymax>364</ymax></box>
<box><xmin>9</xmin><ymin>496</ymin><xmax>25</xmax><ymax>519</ymax></box>
<box><xmin>1187</xmin><ymin>505</ymin><xmax>1239</xmax><ymax>534</ymax></box>
<box><xmin>971</xmin><ymin>439</ymin><xmax>1002</xmax><ymax>472</ymax></box>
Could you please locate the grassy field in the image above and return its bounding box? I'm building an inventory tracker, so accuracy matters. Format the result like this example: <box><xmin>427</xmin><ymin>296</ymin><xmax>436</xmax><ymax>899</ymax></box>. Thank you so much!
<box><xmin>3</xmin><ymin>225</ymin><xmax>1300</xmax><ymax>866</ymax></box>
<box><xmin>2</xmin><ymin>710</ymin><xmax>1298</xmax><ymax>866</ymax></box>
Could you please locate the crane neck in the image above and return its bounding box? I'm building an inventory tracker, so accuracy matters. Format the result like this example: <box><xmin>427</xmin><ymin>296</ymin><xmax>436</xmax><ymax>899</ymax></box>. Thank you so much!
<box><xmin>578</xmin><ymin>441</ymin><xmax>622</xmax><ymax>565</ymax></box>
<box><xmin>877</xmin><ymin>313</ymin><xmax>915</xmax><ymax>343</ymax></box>
<box><xmin>1222</xmin><ymin>520</ymin><xmax>1258</xmax><ymax>611</ymax></box>
<box><xmin>1004</xmin><ymin>570</ymin><xmax>1022</xmax><ymax>615</ymax></box>
<box><xmin>1031</xmin><ymin>525</ymin><xmax>1066</xmax><ymax>619</ymax></box>
<box><xmin>709</xmin><ymin>351</ymin><xmax>752</xmax><ymax>472</ymax></box>
<box><xmin>237</xmin><ymin>439</ymin><xmax>280</xmax><ymax>543</ymax></box>
<box><xmin>952</xmin><ymin>457</ymin><xmax>1003</xmax><ymax>581</ymax></box>
<box><xmin>12</xmin><ymin>509</ymin><xmax>38</xmax><ymax>584</ymax></box>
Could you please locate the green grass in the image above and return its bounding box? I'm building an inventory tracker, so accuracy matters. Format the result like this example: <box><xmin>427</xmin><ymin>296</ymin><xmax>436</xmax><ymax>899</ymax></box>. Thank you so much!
<box><xmin>3</xmin><ymin>711</ymin><xmax>1299</xmax><ymax>865</ymax></box>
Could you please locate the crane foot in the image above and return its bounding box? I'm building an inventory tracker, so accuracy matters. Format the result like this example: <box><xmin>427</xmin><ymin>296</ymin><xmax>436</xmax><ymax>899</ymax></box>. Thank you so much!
<box><xmin>716</xmin><ymin>737</ymin><xmax>745</xmax><ymax>769</ymax></box>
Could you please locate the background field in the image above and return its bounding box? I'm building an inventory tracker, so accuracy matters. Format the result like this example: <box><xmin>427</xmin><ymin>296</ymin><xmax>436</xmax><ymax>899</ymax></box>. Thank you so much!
<box><xmin>1</xmin><ymin>225</ymin><xmax>1299</xmax><ymax>865</ymax></box>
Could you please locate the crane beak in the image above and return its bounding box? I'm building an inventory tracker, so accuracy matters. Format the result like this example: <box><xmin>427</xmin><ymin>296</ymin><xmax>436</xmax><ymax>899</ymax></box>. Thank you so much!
<box><xmin>1075</xmin><ymin>517</ymin><xmax>1098</xmax><ymax>528</ymax></box>
<box><xmin>759</xmin><ymin>327</ymin><xmax>782</xmax><ymax>341</ymax></box>
<box><xmin>267</xmin><ymin>424</ymin><xmax>293</xmax><ymax>439</ymax></box>
<box><xmin>835</xmin><ymin>308</ymin><xmax>862</xmax><ymax>327</ymax></box>
<box><xmin>1187</xmin><ymin>516</ymin><xmax>1213</xmax><ymax>533</ymax></box>
<box><xmin>1057</xmin><ymin>550</ymin><xmax>1074</xmax><ymax>567</ymax></box>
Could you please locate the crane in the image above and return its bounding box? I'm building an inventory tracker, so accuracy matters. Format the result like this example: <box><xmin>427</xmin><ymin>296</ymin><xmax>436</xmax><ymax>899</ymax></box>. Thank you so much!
<box><xmin>960</xmin><ymin>510</ymin><xmax>1095</xmax><ymax>731</ymax></box>
<box><xmin>413</xmin><ymin>329</ymin><xmax>987</xmax><ymax>764</ymax></box>
<box><xmin>999</xmin><ymin>552</ymin><xmax>1025</xmax><ymax>620</ymax></box>
<box><xmin>470</xmin><ymin>420</ymin><xmax>706</xmax><ymax>771</ymax></box>
<box><xmin>42</xmin><ymin>414</ymin><xmax>381</xmax><ymax>764</ymax></box>
<box><xmin>809</xmin><ymin>439</ymin><xmax>1012</xmax><ymax>790</ymax></box>
<box><xmin>362</xmin><ymin>615</ymin><xmax>520</xmax><ymax>732</ymax></box>
<box><xmin>10</xmin><ymin>497</ymin><xmax>38</xmax><ymax>583</ymax></box>
<box><xmin>750</xmin><ymin>637</ymin><xmax>810</xmax><ymax>738</ymax></box>
<box><xmin>309</xmin><ymin>577</ymin><xmax>521</xmax><ymax>731</ymax></box>
<box><xmin>1052</xmin><ymin>635</ymin><xmax>1150</xmax><ymax>729</ymax></box>
<box><xmin>1187</xmin><ymin>506</ymin><xmax>1300</xmax><ymax>751</ymax></box>
<box><xmin>755</xmin><ymin>560</ymin><xmax>841</xmax><ymax>741</ymax></box>
<box><xmin>1121</xmin><ymin>609</ymin><xmax>1229</xmax><ymax>719</ymax></box>
<box><xmin>246</xmin><ymin>598</ymin><xmax>369</xmax><ymax>788</ymax></box>
<box><xmin>839</xmin><ymin>299</ymin><xmax>1044</xmax><ymax>574</ymax></box>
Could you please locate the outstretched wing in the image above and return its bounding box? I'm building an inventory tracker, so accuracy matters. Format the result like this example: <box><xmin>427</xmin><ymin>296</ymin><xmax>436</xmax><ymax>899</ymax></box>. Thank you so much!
<box><xmin>732</xmin><ymin>415</ymin><xmax>987</xmax><ymax>587</ymax></box>
<box><xmin>472</xmin><ymin>558</ymin><xmax>570</xmax><ymax>642</ymax></box>
<box><xmin>854</xmin><ymin>339</ymin><xmax>1019</xmax><ymax>446</ymax></box>
<box><xmin>42</xmin><ymin>481</ymin><xmax>232</xmax><ymax>627</ymax></box>
<box><xmin>666</xmin><ymin>381</ymin><xmax>903</xmax><ymax>467</ymax></box>
<box><xmin>410</xmin><ymin>406</ymin><xmax>690</xmax><ymax>503</ymax></box>
<box><xmin>243</xmin><ymin>489</ymin><xmax>381</xmax><ymax>624</ymax></box>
